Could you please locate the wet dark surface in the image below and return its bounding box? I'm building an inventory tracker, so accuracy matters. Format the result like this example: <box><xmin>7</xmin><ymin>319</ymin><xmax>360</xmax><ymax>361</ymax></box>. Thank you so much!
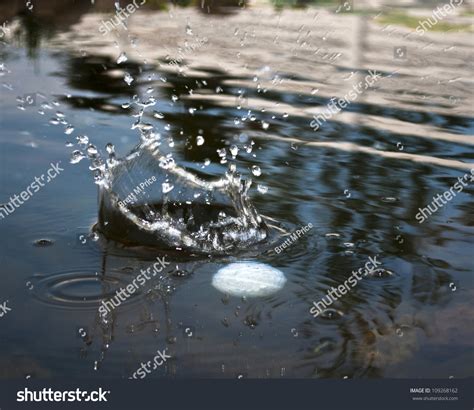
<box><xmin>0</xmin><ymin>0</ymin><xmax>473</xmax><ymax>379</ymax></box>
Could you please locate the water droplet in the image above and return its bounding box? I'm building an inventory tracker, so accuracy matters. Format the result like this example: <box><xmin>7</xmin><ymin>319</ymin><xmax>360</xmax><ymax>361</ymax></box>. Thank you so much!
<box><xmin>344</xmin><ymin>189</ymin><xmax>351</xmax><ymax>198</ymax></box>
<box><xmin>257</xmin><ymin>184</ymin><xmax>268</xmax><ymax>194</ymax></box>
<box><xmin>396</xmin><ymin>142</ymin><xmax>404</xmax><ymax>151</ymax></box>
<box><xmin>162</xmin><ymin>182</ymin><xmax>174</xmax><ymax>193</ymax></box>
<box><xmin>124</xmin><ymin>72</ymin><xmax>134</xmax><ymax>85</ymax></box>
<box><xmin>251</xmin><ymin>165</ymin><xmax>261</xmax><ymax>176</ymax></box>
<box><xmin>291</xmin><ymin>328</ymin><xmax>298</xmax><ymax>337</ymax></box>
<box><xmin>70</xmin><ymin>150</ymin><xmax>84</xmax><ymax>164</ymax></box>
<box><xmin>185</xmin><ymin>23</ymin><xmax>193</xmax><ymax>36</ymax></box>
<box><xmin>449</xmin><ymin>282</ymin><xmax>456</xmax><ymax>291</ymax></box>
<box><xmin>184</xmin><ymin>327</ymin><xmax>194</xmax><ymax>337</ymax></box>
<box><xmin>64</xmin><ymin>125</ymin><xmax>74</xmax><ymax>135</ymax></box>
<box><xmin>395</xmin><ymin>327</ymin><xmax>403</xmax><ymax>337</ymax></box>
<box><xmin>26</xmin><ymin>1</ymin><xmax>33</xmax><ymax>11</ymax></box>
<box><xmin>153</xmin><ymin>111</ymin><xmax>164</xmax><ymax>119</ymax></box>
<box><xmin>196</xmin><ymin>135</ymin><xmax>204</xmax><ymax>146</ymax></box>
<box><xmin>26</xmin><ymin>281</ymin><xmax>34</xmax><ymax>290</ymax></box>
<box><xmin>78</xmin><ymin>234</ymin><xmax>87</xmax><ymax>244</ymax></box>
<box><xmin>86</xmin><ymin>144</ymin><xmax>98</xmax><ymax>157</ymax></box>
<box><xmin>230</xmin><ymin>145</ymin><xmax>239</xmax><ymax>157</ymax></box>
<box><xmin>117</xmin><ymin>52</ymin><xmax>127</xmax><ymax>64</ymax></box>
<box><xmin>261</xmin><ymin>121</ymin><xmax>269</xmax><ymax>130</ymax></box>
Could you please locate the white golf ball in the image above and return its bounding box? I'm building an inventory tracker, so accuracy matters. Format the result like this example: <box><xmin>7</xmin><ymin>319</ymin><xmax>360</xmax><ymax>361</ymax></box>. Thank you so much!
<box><xmin>212</xmin><ymin>262</ymin><xmax>287</xmax><ymax>297</ymax></box>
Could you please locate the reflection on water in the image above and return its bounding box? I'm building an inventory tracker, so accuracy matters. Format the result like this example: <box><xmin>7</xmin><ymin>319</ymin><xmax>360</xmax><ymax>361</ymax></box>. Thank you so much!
<box><xmin>0</xmin><ymin>0</ymin><xmax>473</xmax><ymax>379</ymax></box>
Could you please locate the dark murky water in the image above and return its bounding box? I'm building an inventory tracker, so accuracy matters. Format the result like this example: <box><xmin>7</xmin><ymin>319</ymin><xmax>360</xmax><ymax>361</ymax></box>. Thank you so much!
<box><xmin>0</xmin><ymin>0</ymin><xmax>473</xmax><ymax>379</ymax></box>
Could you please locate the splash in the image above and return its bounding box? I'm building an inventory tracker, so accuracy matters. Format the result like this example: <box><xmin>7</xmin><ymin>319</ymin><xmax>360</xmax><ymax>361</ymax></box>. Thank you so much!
<box><xmin>89</xmin><ymin>95</ymin><xmax>269</xmax><ymax>255</ymax></box>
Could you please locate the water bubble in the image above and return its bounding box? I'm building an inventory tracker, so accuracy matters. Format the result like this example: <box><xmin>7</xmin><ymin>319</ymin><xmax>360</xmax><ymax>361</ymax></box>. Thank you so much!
<box><xmin>26</xmin><ymin>281</ymin><xmax>34</xmax><ymax>290</ymax></box>
<box><xmin>319</xmin><ymin>308</ymin><xmax>344</xmax><ymax>320</ymax></box>
<box><xmin>34</xmin><ymin>238</ymin><xmax>54</xmax><ymax>247</ymax></box>
<box><xmin>449</xmin><ymin>282</ymin><xmax>456</xmax><ymax>291</ymax></box>
<box><xmin>116</xmin><ymin>52</ymin><xmax>128</xmax><ymax>64</ymax></box>
<box><xmin>344</xmin><ymin>189</ymin><xmax>351</xmax><ymax>198</ymax></box>
<box><xmin>70</xmin><ymin>150</ymin><xmax>85</xmax><ymax>164</ymax></box>
<box><xmin>78</xmin><ymin>235</ymin><xmax>87</xmax><ymax>244</ymax></box>
<box><xmin>26</xmin><ymin>1</ymin><xmax>33</xmax><ymax>11</ymax></box>
<box><xmin>124</xmin><ymin>72</ymin><xmax>134</xmax><ymax>85</ymax></box>
<box><xmin>395</xmin><ymin>327</ymin><xmax>403</xmax><ymax>337</ymax></box>
<box><xmin>262</xmin><ymin>121</ymin><xmax>269</xmax><ymax>130</ymax></box>
<box><xmin>184</xmin><ymin>327</ymin><xmax>194</xmax><ymax>337</ymax></box>
<box><xmin>395</xmin><ymin>234</ymin><xmax>404</xmax><ymax>244</ymax></box>
<box><xmin>153</xmin><ymin>111</ymin><xmax>164</xmax><ymax>119</ymax></box>
<box><xmin>290</xmin><ymin>328</ymin><xmax>298</xmax><ymax>337</ymax></box>
<box><xmin>171</xmin><ymin>94</ymin><xmax>179</xmax><ymax>102</ymax></box>
<box><xmin>251</xmin><ymin>165</ymin><xmax>261</xmax><ymax>176</ymax></box>
<box><xmin>78</xmin><ymin>327</ymin><xmax>87</xmax><ymax>338</ymax></box>
<box><xmin>396</xmin><ymin>142</ymin><xmax>404</xmax><ymax>151</ymax></box>
<box><xmin>367</xmin><ymin>268</ymin><xmax>394</xmax><ymax>279</ymax></box>
<box><xmin>290</xmin><ymin>143</ymin><xmax>298</xmax><ymax>151</ymax></box>
<box><xmin>76</xmin><ymin>135</ymin><xmax>89</xmax><ymax>145</ymax></box>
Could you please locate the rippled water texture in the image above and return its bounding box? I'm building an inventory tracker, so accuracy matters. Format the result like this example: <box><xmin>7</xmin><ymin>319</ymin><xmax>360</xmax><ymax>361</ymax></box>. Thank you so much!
<box><xmin>0</xmin><ymin>0</ymin><xmax>473</xmax><ymax>379</ymax></box>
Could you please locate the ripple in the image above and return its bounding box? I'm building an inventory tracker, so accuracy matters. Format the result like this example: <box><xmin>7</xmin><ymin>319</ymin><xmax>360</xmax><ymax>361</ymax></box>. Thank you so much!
<box><xmin>30</xmin><ymin>270</ymin><xmax>135</xmax><ymax>309</ymax></box>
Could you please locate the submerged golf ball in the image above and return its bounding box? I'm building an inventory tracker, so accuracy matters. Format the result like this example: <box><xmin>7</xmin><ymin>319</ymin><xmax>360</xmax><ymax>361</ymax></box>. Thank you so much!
<box><xmin>212</xmin><ymin>262</ymin><xmax>287</xmax><ymax>297</ymax></box>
